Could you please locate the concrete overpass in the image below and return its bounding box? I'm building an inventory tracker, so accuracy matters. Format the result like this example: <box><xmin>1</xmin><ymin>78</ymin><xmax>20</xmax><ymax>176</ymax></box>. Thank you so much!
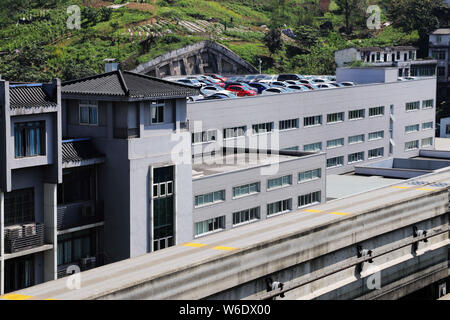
<box><xmin>2</xmin><ymin>169</ymin><xmax>450</xmax><ymax>300</ymax></box>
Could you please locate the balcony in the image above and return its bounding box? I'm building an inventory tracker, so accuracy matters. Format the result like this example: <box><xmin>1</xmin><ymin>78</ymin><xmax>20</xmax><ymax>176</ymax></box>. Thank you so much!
<box><xmin>113</xmin><ymin>127</ymin><xmax>139</xmax><ymax>139</ymax></box>
<box><xmin>57</xmin><ymin>201</ymin><xmax>104</xmax><ymax>231</ymax></box>
<box><xmin>57</xmin><ymin>256</ymin><xmax>99</xmax><ymax>279</ymax></box>
<box><xmin>4</xmin><ymin>223</ymin><xmax>45</xmax><ymax>254</ymax></box>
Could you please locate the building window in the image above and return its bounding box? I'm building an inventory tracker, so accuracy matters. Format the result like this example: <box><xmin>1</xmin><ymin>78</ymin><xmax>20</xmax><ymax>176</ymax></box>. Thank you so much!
<box><xmin>224</xmin><ymin>126</ymin><xmax>246</xmax><ymax>139</ymax></box>
<box><xmin>79</xmin><ymin>100</ymin><xmax>98</xmax><ymax>125</ymax></box>
<box><xmin>327</xmin><ymin>138</ymin><xmax>344</xmax><ymax>149</ymax></box>
<box><xmin>192</xmin><ymin>130</ymin><xmax>217</xmax><ymax>144</ymax></box>
<box><xmin>405</xmin><ymin>124</ymin><xmax>420</xmax><ymax>134</ymax></box>
<box><xmin>437</xmin><ymin>67</ymin><xmax>446</xmax><ymax>77</ymax></box>
<box><xmin>4</xmin><ymin>188</ymin><xmax>34</xmax><ymax>226</ymax></box>
<box><xmin>422</xmin><ymin>137</ymin><xmax>433</xmax><ymax>147</ymax></box>
<box><xmin>422</xmin><ymin>122</ymin><xmax>433</xmax><ymax>130</ymax></box>
<box><xmin>298</xmin><ymin>191</ymin><xmax>321</xmax><ymax>208</ymax></box>
<box><xmin>421</xmin><ymin>137</ymin><xmax>433</xmax><ymax>147</ymax></box>
<box><xmin>432</xmin><ymin>50</ymin><xmax>446</xmax><ymax>60</ymax></box>
<box><xmin>405</xmin><ymin>140</ymin><xmax>419</xmax><ymax>151</ymax></box>
<box><xmin>327</xmin><ymin>112</ymin><xmax>344</xmax><ymax>124</ymax></box>
<box><xmin>194</xmin><ymin>190</ymin><xmax>225</xmax><ymax>208</ymax></box>
<box><xmin>267</xmin><ymin>175</ymin><xmax>292</xmax><ymax>190</ymax></box>
<box><xmin>267</xmin><ymin>199</ymin><xmax>292</xmax><ymax>217</ymax></box>
<box><xmin>396</xmin><ymin>51</ymin><xmax>400</xmax><ymax>60</ymax></box>
<box><xmin>348</xmin><ymin>109</ymin><xmax>365</xmax><ymax>120</ymax></box>
<box><xmin>304</xmin><ymin>142</ymin><xmax>322</xmax><ymax>152</ymax></box>
<box><xmin>369</xmin><ymin>106</ymin><xmax>384</xmax><ymax>117</ymax></box>
<box><xmin>4</xmin><ymin>256</ymin><xmax>34</xmax><ymax>293</ymax></box>
<box><xmin>233</xmin><ymin>207</ymin><xmax>260</xmax><ymax>226</ymax></box>
<box><xmin>14</xmin><ymin>121</ymin><xmax>45</xmax><ymax>158</ymax></box>
<box><xmin>406</xmin><ymin>101</ymin><xmax>420</xmax><ymax>112</ymax></box>
<box><xmin>304</xmin><ymin>115</ymin><xmax>322</xmax><ymax>127</ymax></box>
<box><xmin>348</xmin><ymin>134</ymin><xmax>364</xmax><ymax>145</ymax></box>
<box><xmin>252</xmin><ymin>122</ymin><xmax>274</xmax><ymax>135</ymax></box>
<box><xmin>326</xmin><ymin>156</ymin><xmax>344</xmax><ymax>169</ymax></box>
<box><xmin>282</xmin><ymin>146</ymin><xmax>299</xmax><ymax>151</ymax></box>
<box><xmin>368</xmin><ymin>131</ymin><xmax>384</xmax><ymax>141</ymax></box>
<box><xmin>57</xmin><ymin>230</ymin><xmax>94</xmax><ymax>267</ymax></box>
<box><xmin>195</xmin><ymin>216</ymin><xmax>225</xmax><ymax>237</ymax></box>
<box><xmin>150</xmin><ymin>101</ymin><xmax>165</xmax><ymax>124</ymax></box>
<box><xmin>232</xmin><ymin>182</ymin><xmax>260</xmax><ymax>198</ymax></box>
<box><xmin>368</xmin><ymin>147</ymin><xmax>384</xmax><ymax>159</ymax></box>
<box><xmin>422</xmin><ymin>99</ymin><xmax>434</xmax><ymax>109</ymax></box>
<box><xmin>348</xmin><ymin>152</ymin><xmax>364</xmax><ymax>164</ymax></box>
<box><xmin>279</xmin><ymin>119</ymin><xmax>299</xmax><ymax>131</ymax></box>
<box><xmin>153</xmin><ymin>181</ymin><xmax>174</xmax><ymax>199</ymax></box>
<box><xmin>299</xmin><ymin>169</ymin><xmax>321</xmax><ymax>183</ymax></box>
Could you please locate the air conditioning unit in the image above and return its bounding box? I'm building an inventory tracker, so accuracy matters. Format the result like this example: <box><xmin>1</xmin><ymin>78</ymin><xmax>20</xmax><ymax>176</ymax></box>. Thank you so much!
<box><xmin>5</xmin><ymin>225</ymin><xmax>23</xmax><ymax>240</ymax></box>
<box><xmin>23</xmin><ymin>223</ymin><xmax>37</xmax><ymax>236</ymax></box>
<box><xmin>81</xmin><ymin>257</ymin><xmax>96</xmax><ymax>266</ymax></box>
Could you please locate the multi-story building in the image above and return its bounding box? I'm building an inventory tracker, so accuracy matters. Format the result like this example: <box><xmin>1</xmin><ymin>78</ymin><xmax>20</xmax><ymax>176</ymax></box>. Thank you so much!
<box><xmin>335</xmin><ymin>46</ymin><xmax>437</xmax><ymax>78</ymax></box>
<box><xmin>0</xmin><ymin>65</ymin><xmax>437</xmax><ymax>294</ymax></box>
<box><xmin>429</xmin><ymin>28</ymin><xmax>450</xmax><ymax>102</ymax></box>
<box><xmin>0</xmin><ymin>80</ymin><xmax>61</xmax><ymax>293</ymax></box>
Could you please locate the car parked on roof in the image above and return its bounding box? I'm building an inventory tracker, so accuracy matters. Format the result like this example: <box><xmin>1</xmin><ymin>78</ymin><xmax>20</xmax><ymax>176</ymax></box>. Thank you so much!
<box><xmin>201</xmin><ymin>92</ymin><xmax>237</xmax><ymax>100</ymax></box>
<box><xmin>339</xmin><ymin>82</ymin><xmax>356</xmax><ymax>87</ymax></box>
<box><xmin>286</xmin><ymin>85</ymin><xmax>304</xmax><ymax>91</ymax></box>
<box><xmin>200</xmin><ymin>85</ymin><xmax>229</xmax><ymax>96</ymax></box>
<box><xmin>204</xmin><ymin>73</ymin><xmax>228</xmax><ymax>83</ymax></box>
<box><xmin>262</xmin><ymin>87</ymin><xmax>293</xmax><ymax>95</ymax></box>
<box><xmin>269</xmin><ymin>81</ymin><xmax>289</xmax><ymax>88</ymax></box>
<box><xmin>277</xmin><ymin>74</ymin><xmax>305</xmax><ymax>82</ymax></box>
<box><xmin>247</xmin><ymin>82</ymin><xmax>270</xmax><ymax>94</ymax></box>
<box><xmin>226</xmin><ymin>84</ymin><xmax>257</xmax><ymax>97</ymax></box>
<box><xmin>175</xmin><ymin>79</ymin><xmax>202</xmax><ymax>88</ymax></box>
<box><xmin>316</xmin><ymin>83</ymin><xmax>334</xmax><ymax>89</ymax></box>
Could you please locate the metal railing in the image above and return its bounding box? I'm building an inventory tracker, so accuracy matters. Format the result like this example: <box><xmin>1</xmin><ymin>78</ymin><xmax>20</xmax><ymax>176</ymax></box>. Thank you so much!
<box><xmin>4</xmin><ymin>223</ymin><xmax>45</xmax><ymax>253</ymax></box>
<box><xmin>57</xmin><ymin>201</ymin><xmax>104</xmax><ymax>231</ymax></box>
<box><xmin>113</xmin><ymin>127</ymin><xmax>139</xmax><ymax>139</ymax></box>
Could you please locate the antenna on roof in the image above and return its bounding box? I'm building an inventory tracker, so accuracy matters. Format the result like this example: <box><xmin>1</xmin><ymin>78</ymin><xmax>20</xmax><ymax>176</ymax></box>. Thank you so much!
<box><xmin>104</xmin><ymin>58</ymin><xmax>119</xmax><ymax>73</ymax></box>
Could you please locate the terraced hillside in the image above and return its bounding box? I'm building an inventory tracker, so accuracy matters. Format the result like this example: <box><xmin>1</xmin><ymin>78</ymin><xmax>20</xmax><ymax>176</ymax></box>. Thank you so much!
<box><xmin>0</xmin><ymin>0</ymin><xmax>425</xmax><ymax>82</ymax></box>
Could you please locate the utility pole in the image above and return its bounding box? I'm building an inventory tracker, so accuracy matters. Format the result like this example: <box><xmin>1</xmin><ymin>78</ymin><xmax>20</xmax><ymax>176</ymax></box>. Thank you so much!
<box><xmin>259</xmin><ymin>58</ymin><xmax>262</xmax><ymax>74</ymax></box>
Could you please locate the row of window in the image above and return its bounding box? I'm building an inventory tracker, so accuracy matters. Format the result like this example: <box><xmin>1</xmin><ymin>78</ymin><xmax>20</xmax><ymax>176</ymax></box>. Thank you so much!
<box><xmin>194</xmin><ymin>169</ymin><xmax>322</xmax><ymax>208</ymax></box>
<box><xmin>302</xmin><ymin>131</ymin><xmax>384</xmax><ymax>153</ymax></box>
<box><xmin>194</xmin><ymin>191</ymin><xmax>322</xmax><ymax>236</ymax></box>
<box><xmin>79</xmin><ymin>100</ymin><xmax>166</xmax><ymax>127</ymax></box>
<box><xmin>405</xmin><ymin>138</ymin><xmax>434</xmax><ymax>151</ymax></box>
<box><xmin>326</xmin><ymin>148</ymin><xmax>385</xmax><ymax>168</ymax></box>
<box><xmin>406</xmin><ymin>100</ymin><xmax>434</xmax><ymax>112</ymax></box>
<box><xmin>405</xmin><ymin>122</ymin><xmax>434</xmax><ymax>133</ymax></box>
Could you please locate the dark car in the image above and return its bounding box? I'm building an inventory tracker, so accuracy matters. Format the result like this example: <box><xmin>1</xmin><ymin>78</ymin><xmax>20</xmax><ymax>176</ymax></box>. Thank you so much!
<box><xmin>247</xmin><ymin>82</ymin><xmax>270</xmax><ymax>94</ymax></box>
<box><xmin>277</xmin><ymin>74</ymin><xmax>304</xmax><ymax>82</ymax></box>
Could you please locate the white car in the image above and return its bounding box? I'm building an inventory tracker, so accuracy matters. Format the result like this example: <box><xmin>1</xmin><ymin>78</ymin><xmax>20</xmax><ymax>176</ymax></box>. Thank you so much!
<box><xmin>175</xmin><ymin>79</ymin><xmax>202</xmax><ymax>88</ymax></box>
<box><xmin>200</xmin><ymin>86</ymin><xmax>231</xmax><ymax>96</ymax></box>
<box><xmin>316</xmin><ymin>83</ymin><xmax>334</xmax><ymax>89</ymax></box>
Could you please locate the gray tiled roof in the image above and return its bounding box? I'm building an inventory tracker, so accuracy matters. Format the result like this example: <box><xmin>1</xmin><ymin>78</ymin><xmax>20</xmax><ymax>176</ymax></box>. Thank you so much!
<box><xmin>62</xmin><ymin>70</ymin><xmax>200</xmax><ymax>99</ymax></box>
<box><xmin>9</xmin><ymin>85</ymin><xmax>58</xmax><ymax>109</ymax></box>
<box><xmin>62</xmin><ymin>139</ymin><xmax>104</xmax><ymax>164</ymax></box>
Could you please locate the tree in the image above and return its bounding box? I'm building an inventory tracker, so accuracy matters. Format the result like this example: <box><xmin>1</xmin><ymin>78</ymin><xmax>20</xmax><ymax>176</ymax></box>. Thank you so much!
<box><xmin>263</xmin><ymin>28</ymin><xmax>283</xmax><ymax>56</ymax></box>
<box><xmin>387</xmin><ymin>0</ymin><xmax>447</xmax><ymax>57</ymax></box>
<box><xmin>294</xmin><ymin>26</ymin><xmax>319</xmax><ymax>50</ymax></box>
<box><xmin>335</xmin><ymin>0</ymin><xmax>367</xmax><ymax>35</ymax></box>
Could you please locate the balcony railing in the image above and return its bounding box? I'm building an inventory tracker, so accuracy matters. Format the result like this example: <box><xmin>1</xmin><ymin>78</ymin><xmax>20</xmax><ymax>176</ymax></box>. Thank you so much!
<box><xmin>113</xmin><ymin>127</ymin><xmax>139</xmax><ymax>139</ymax></box>
<box><xmin>4</xmin><ymin>223</ymin><xmax>45</xmax><ymax>253</ymax></box>
<box><xmin>57</xmin><ymin>201</ymin><xmax>104</xmax><ymax>231</ymax></box>
<box><xmin>57</xmin><ymin>253</ymin><xmax>107</xmax><ymax>279</ymax></box>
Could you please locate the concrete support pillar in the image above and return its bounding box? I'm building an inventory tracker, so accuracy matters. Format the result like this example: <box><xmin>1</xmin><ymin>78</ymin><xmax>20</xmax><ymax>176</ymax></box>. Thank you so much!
<box><xmin>43</xmin><ymin>184</ymin><xmax>57</xmax><ymax>282</ymax></box>
<box><xmin>0</xmin><ymin>190</ymin><xmax>4</xmax><ymax>295</ymax></box>
<box><xmin>217</xmin><ymin>54</ymin><xmax>223</xmax><ymax>74</ymax></box>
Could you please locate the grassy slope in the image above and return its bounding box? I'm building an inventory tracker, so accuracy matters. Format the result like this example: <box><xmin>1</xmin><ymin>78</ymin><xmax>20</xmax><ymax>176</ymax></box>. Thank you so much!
<box><xmin>0</xmin><ymin>0</ymin><xmax>419</xmax><ymax>82</ymax></box>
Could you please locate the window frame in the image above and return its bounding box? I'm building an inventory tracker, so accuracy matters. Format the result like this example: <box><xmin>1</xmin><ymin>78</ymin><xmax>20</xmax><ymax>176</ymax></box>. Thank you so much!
<box><xmin>79</xmin><ymin>100</ymin><xmax>99</xmax><ymax>126</ymax></box>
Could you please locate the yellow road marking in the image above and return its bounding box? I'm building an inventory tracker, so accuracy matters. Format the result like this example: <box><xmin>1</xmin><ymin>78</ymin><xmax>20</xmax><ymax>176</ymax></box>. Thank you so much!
<box><xmin>329</xmin><ymin>212</ymin><xmax>350</xmax><ymax>216</ymax></box>
<box><xmin>1</xmin><ymin>294</ymin><xmax>32</xmax><ymax>300</ymax></box>
<box><xmin>212</xmin><ymin>246</ymin><xmax>238</xmax><ymax>251</ymax></box>
<box><xmin>303</xmin><ymin>209</ymin><xmax>323</xmax><ymax>213</ymax></box>
<box><xmin>182</xmin><ymin>242</ymin><xmax>207</xmax><ymax>248</ymax></box>
<box><xmin>391</xmin><ymin>186</ymin><xmax>410</xmax><ymax>189</ymax></box>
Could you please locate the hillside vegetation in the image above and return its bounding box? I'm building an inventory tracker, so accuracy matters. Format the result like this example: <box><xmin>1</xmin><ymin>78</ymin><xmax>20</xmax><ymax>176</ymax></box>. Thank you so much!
<box><xmin>0</xmin><ymin>0</ymin><xmax>447</xmax><ymax>82</ymax></box>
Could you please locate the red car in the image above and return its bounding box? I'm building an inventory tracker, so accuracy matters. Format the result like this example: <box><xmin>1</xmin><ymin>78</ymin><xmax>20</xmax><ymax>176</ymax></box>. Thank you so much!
<box><xmin>226</xmin><ymin>85</ymin><xmax>257</xmax><ymax>97</ymax></box>
<box><xmin>205</xmin><ymin>73</ymin><xmax>228</xmax><ymax>83</ymax></box>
